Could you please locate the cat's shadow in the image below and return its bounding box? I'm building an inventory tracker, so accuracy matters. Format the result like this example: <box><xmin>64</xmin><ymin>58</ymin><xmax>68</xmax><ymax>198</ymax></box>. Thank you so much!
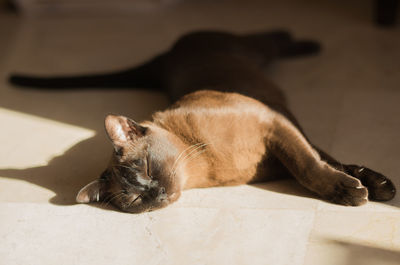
<box><xmin>251</xmin><ymin>180</ymin><xmax>316</xmax><ymax>200</ymax></box>
<box><xmin>0</xmin><ymin>135</ymin><xmax>108</xmax><ymax>205</ymax></box>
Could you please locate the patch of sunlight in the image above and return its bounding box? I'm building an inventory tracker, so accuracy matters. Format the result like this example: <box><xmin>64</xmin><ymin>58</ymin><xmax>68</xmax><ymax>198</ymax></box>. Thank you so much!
<box><xmin>0</xmin><ymin>107</ymin><xmax>95</xmax><ymax>168</ymax></box>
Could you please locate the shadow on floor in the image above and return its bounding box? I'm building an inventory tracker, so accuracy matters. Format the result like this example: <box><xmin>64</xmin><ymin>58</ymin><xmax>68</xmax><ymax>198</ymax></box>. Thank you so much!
<box><xmin>251</xmin><ymin>179</ymin><xmax>317</xmax><ymax>200</ymax></box>
<box><xmin>323</xmin><ymin>238</ymin><xmax>400</xmax><ymax>265</ymax></box>
<box><xmin>0</xmin><ymin>135</ymin><xmax>108</xmax><ymax>205</ymax></box>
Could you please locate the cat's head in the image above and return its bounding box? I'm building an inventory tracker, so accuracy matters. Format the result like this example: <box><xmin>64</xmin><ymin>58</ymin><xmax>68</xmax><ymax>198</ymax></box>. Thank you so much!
<box><xmin>76</xmin><ymin>114</ymin><xmax>182</xmax><ymax>213</ymax></box>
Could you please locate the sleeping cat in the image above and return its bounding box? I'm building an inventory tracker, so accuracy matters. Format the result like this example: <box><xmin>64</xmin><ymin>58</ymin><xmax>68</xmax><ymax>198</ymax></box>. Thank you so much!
<box><xmin>9</xmin><ymin>30</ymin><xmax>396</xmax><ymax>213</ymax></box>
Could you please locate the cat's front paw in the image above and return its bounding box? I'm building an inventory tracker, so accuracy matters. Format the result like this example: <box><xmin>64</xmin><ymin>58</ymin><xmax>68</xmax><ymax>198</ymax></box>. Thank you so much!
<box><xmin>347</xmin><ymin>165</ymin><xmax>396</xmax><ymax>201</ymax></box>
<box><xmin>322</xmin><ymin>171</ymin><xmax>368</xmax><ymax>206</ymax></box>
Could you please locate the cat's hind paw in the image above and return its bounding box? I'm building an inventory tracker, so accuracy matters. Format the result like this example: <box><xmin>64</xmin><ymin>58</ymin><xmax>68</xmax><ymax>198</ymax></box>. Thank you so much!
<box><xmin>327</xmin><ymin>173</ymin><xmax>369</xmax><ymax>206</ymax></box>
<box><xmin>347</xmin><ymin>165</ymin><xmax>396</xmax><ymax>201</ymax></box>
<box><xmin>316</xmin><ymin>169</ymin><xmax>368</xmax><ymax>206</ymax></box>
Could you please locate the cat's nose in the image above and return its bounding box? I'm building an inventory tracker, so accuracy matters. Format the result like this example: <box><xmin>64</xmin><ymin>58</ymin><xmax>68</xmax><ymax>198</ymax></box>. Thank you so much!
<box><xmin>148</xmin><ymin>188</ymin><xmax>158</xmax><ymax>198</ymax></box>
<box><xmin>159</xmin><ymin>187</ymin><xmax>166</xmax><ymax>195</ymax></box>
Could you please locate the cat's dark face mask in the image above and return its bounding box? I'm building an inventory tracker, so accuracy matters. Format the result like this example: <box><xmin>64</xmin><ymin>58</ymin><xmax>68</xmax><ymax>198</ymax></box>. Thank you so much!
<box><xmin>76</xmin><ymin>115</ymin><xmax>181</xmax><ymax>213</ymax></box>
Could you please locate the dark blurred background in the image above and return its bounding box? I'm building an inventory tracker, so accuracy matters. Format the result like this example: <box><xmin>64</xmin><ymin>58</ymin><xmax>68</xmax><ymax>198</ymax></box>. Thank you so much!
<box><xmin>2</xmin><ymin>0</ymin><xmax>399</xmax><ymax>26</ymax></box>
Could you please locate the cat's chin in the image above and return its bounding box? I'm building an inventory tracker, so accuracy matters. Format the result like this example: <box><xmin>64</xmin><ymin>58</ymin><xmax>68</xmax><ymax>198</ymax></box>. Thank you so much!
<box><xmin>116</xmin><ymin>199</ymin><xmax>170</xmax><ymax>214</ymax></box>
<box><xmin>118</xmin><ymin>205</ymin><xmax>150</xmax><ymax>214</ymax></box>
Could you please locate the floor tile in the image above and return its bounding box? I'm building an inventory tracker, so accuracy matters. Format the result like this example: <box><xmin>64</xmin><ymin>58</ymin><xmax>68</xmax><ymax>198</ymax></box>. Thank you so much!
<box><xmin>305</xmin><ymin>211</ymin><xmax>400</xmax><ymax>265</ymax></box>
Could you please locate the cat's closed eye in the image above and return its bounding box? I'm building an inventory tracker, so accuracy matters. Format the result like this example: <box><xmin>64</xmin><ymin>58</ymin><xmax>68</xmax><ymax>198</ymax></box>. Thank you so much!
<box><xmin>146</xmin><ymin>157</ymin><xmax>151</xmax><ymax>178</ymax></box>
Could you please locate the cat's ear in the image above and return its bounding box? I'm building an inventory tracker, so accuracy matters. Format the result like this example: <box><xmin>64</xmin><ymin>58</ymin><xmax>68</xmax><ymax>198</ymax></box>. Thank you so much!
<box><xmin>104</xmin><ymin>114</ymin><xmax>147</xmax><ymax>149</ymax></box>
<box><xmin>76</xmin><ymin>180</ymin><xmax>105</xmax><ymax>203</ymax></box>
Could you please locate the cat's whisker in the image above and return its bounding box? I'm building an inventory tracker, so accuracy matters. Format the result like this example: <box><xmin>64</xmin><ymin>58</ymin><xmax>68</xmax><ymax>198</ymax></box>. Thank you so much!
<box><xmin>170</xmin><ymin>143</ymin><xmax>205</xmax><ymax>176</ymax></box>
<box><xmin>116</xmin><ymin>164</ymin><xmax>134</xmax><ymax>171</ymax></box>
<box><xmin>128</xmin><ymin>194</ymin><xmax>143</xmax><ymax>208</ymax></box>
<box><xmin>170</xmin><ymin>144</ymin><xmax>207</xmax><ymax>178</ymax></box>
<box><xmin>101</xmin><ymin>192</ymin><xmax>118</xmax><ymax>207</ymax></box>
<box><xmin>179</xmin><ymin>143</ymin><xmax>208</xmax><ymax>164</ymax></box>
<box><xmin>169</xmin><ymin>144</ymin><xmax>202</xmax><ymax>179</ymax></box>
<box><xmin>182</xmin><ymin>149</ymin><xmax>207</xmax><ymax>167</ymax></box>
<box><xmin>104</xmin><ymin>193</ymin><xmax>126</xmax><ymax>208</ymax></box>
<box><xmin>101</xmin><ymin>191</ymin><xmax>124</xmax><ymax>208</ymax></box>
<box><xmin>101</xmin><ymin>194</ymin><xmax>115</xmax><ymax>208</ymax></box>
<box><xmin>170</xmin><ymin>144</ymin><xmax>209</xmax><ymax>178</ymax></box>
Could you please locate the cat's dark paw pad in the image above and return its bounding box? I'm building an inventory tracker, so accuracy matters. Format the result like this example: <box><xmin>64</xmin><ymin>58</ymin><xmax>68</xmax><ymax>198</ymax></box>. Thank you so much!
<box><xmin>325</xmin><ymin>172</ymin><xmax>368</xmax><ymax>206</ymax></box>
<box><xmin>349</xmin><ymin>165</ymin><xmax>396</xmax><ymax>201</ymax></box>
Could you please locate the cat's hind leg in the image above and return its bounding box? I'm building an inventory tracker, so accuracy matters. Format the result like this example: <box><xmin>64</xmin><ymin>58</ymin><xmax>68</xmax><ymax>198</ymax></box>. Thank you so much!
<box><xmin>267</xmin><ymin>114</ymin><xmax>369</xmax><ymax>206</ymax></box>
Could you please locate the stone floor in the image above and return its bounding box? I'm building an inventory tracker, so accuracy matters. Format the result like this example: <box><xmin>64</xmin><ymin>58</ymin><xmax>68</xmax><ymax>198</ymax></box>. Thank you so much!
<box><xmin>0</xmin><ymin>0</ymin><xmax>399</xmax><ymax>264</ymax></box>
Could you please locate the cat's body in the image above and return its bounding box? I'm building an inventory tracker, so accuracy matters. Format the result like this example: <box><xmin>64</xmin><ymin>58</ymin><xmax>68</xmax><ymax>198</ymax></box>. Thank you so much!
<box><xmin>9</xmin><ymin>30</ymin><xmax>396</xmax><ymax>213</ymax></box>
<box><xmin>154</xmin><ymin>90</ymin><xmax>281</xmax><ymax>188</ymax></box>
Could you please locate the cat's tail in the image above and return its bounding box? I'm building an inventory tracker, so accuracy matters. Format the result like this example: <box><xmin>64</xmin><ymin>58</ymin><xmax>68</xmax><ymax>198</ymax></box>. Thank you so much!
<box><xmin>9</xmin><ymin>54</ymin><xmax>165</xmax><ymax>89</ymax></box>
